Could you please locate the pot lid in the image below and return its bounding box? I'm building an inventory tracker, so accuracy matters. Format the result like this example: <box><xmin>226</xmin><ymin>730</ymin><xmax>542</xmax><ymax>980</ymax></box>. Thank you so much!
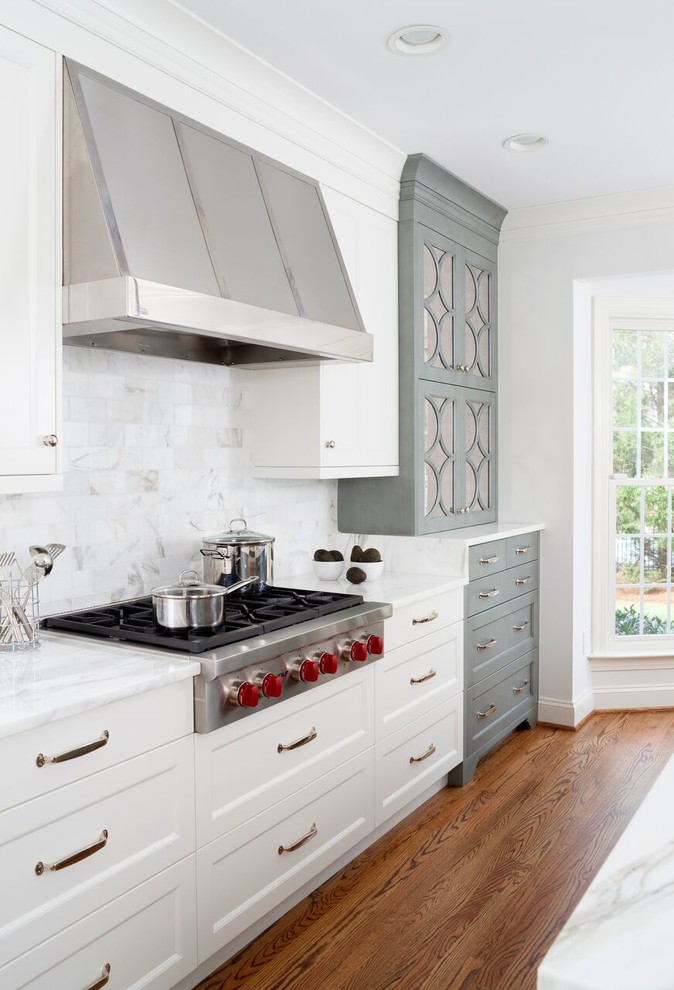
<box><xmin>151</xmin><ymin>568</ymin><xmax>227</xmax><ymax>599</ymax></box>
<box><xmin>203</xmin><ymin>517</ymin><xmax>275</xmax><ymax>546</ymax></box>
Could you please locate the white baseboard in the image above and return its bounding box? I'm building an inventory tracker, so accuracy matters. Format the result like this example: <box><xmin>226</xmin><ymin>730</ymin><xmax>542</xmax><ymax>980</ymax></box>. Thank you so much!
<box><xmin>592</xmin><ymin>685</ymin><xmax>674</xmax><ymax>710</ymax></box>
<box><xmin>539</xmin><ymin>688</ymin><xmax>594</xmax><ymax>728</ymax></box>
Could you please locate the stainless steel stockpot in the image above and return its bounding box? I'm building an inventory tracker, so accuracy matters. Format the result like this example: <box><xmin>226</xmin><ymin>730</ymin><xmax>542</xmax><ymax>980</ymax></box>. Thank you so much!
<box><xmin>151</xmin><ymin>569</ymin><xmax>258</xmax><ymax>632</ymax></box>
<box><xmin>201</xmin><ymin>518</ymin><xmax>274</xmax><ymax>589</ymax></box>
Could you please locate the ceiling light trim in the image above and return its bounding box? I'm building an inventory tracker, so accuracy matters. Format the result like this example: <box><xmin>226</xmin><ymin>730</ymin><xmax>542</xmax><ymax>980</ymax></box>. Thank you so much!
<box><xmin>503</xmin><ymin>133</ymin><xmax>550</xmax><ymax>153</ymax></box>
<box><xmin>387</xmin><ymin>25</ymin><xmax>447</xmax><ymax>56</ymax></box>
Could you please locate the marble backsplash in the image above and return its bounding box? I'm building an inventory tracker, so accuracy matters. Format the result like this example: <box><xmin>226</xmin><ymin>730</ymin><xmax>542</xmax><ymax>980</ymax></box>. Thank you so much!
<box><xmin>0</xmin><ymin>347</ymin><xmax>462</xmax><ymax>617</ymax></box>
<box><xmin>0</xmin><ymin>347</ymin><xmax>337</xmax><ymax>615</ymax></box>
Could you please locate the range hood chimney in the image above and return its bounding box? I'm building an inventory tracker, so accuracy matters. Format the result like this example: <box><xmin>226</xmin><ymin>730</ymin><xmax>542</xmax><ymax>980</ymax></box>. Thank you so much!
<box><xmin>62</xmin><ymin>61</ymin><xmax>373</xmax><ymax>368</ymax></box>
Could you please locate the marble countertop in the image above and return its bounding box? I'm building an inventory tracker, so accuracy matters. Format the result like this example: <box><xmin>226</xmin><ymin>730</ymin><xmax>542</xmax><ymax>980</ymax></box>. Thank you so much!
<box><xmin>0</xmin><ymin>633</ymin><xmax>200</xmax><ymax>740</ymax></box>
<box><xmin>0</xmin><ymin>572</ymin><xmax>458</xmax><ymax>741</ymax></box>
<box><xmin>537</xmin><ymin>752</ymin><xmax>674</xmax><ymax>989</ymax></box>
<box><xmin>282</xmin><ymin>570</ymin><xmax>466</xmax><ymax>607</ymax></box>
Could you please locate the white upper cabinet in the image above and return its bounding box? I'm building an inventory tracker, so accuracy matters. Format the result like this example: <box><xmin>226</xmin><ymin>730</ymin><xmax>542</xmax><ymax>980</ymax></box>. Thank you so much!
<box><xmin>0</xmin><ymin>27</ymin><xmax>60</xmax><ymax>494</ymax></box>
<box><xmin>250</xmin><ymin>189</ymin><xmax>399</xmax><ymax>479</ymax></box>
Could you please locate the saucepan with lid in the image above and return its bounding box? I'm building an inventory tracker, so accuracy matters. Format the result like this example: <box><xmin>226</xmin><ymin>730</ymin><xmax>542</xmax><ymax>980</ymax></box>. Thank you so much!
<box><xmin>201</xmin><ymin>518</ymin><xmax>274</xmax><ymax>589</ymax></box>
<box><xmin>151</xmin><ymin>569</ymin><xmax>258</xmax><ymax>632</ymax></box>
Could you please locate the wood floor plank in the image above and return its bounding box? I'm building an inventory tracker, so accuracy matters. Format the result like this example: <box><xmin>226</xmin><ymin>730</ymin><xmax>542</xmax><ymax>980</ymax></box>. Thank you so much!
<box><xmin>194</xmin><ymin>710</ymin><xmax>674</xmax><ymax>990</ymax></box>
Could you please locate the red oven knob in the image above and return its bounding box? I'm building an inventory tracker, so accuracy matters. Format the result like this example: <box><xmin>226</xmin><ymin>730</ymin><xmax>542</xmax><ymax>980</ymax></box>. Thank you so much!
<box><xmin>367</xmin><ymin>635</ymin><xmax>384</xmax><ymax>656</ymax></box>
<box><xmin>229</xmin><ymin>681</ymin><xmax>259</xmax><ymax>708</ymax></box>
<box><xmin>347</xmin><ymin>640</ymin><xmax>368</xmax><ymax>663</ymax></box>
<box><xmin>260</xmin><ymin>673</ymin><xmax>283</xmax><ymax>698</ymax></box>
<box><xmin>318</xmin><ymin>652</ymin><xmax>338</xmax><ymax>675</ymax></box>
<box><xmin>292</xmin><ymin>659</ymin><xmax>319</xmax><ymax>683</ymax></box>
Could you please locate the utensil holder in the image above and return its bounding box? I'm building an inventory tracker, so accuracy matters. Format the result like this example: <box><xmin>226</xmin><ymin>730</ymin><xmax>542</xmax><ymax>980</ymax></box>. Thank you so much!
<box><xmin>0</xmin><ymin>577</ymin><xmax>40</xmax><ymax>651</ymax></box>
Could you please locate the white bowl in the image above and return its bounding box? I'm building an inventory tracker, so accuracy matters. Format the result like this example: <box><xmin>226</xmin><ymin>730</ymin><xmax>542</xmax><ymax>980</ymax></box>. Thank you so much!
<box><xmin>312</xmin><ymin>559</ymin><xmax>344</xmax><ymax>581</ymax></box>
<box><xmin>347</xmin><ymin>560</ymin><xmax>384</xmax><ymax>582</ymax></box>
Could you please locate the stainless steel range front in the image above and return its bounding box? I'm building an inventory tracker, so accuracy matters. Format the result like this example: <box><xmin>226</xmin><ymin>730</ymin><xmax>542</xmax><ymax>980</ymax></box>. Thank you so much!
<box><xmin>44</xmin><ymin>586</ymin><xmax>392</xmax><ymax>732</ymax></box>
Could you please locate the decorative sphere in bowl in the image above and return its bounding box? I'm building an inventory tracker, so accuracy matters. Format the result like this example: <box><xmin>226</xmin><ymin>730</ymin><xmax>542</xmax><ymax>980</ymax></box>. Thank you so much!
<box><xmin>312</xmin><ymin>559</ymin><xmax>344</xmax><ymax>581</ymax></box>
<box><xmin>358</xmin><ymin>560</ymin><xmax>384</xmax><ymax>581</ymax></box>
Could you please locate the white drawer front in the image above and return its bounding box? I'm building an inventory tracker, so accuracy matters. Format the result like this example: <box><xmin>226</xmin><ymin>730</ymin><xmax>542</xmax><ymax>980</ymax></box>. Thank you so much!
<box><xmin>374</xmin><ymin>696</ymin><xmax>462</xmax><ymax>826</ymax></box>
<box><xmin>195</xmin><ymin>667</ymin><xmax>374</xmax><ymax>845</ymax></box>
<box><xmin>0</xmin><ymin>680</ymin><xmax>194</xmax><ymax>812</ymax></box>
<box><xmin>0</xmin><ymin>857</ymin><xmax>197</xmax><ymax>990</ymax></box>
<box><xmin>375</xmin><ymin>622</ymin><xmax>463</xmax><ymax>740</ymax></box>
<box><xmin>386</xmin><ymin>588</ymin><xmax>464</xmax><ymax>651</ymax></box>
<box><xmin>197</xmin><ymin>750</ymin><xmax>374</xmax><ymax>961</ymax></box>
<box><xmin>0</xmin><ymin>736</ymin><xmax>195</xmax><ymax>967</ymax></box>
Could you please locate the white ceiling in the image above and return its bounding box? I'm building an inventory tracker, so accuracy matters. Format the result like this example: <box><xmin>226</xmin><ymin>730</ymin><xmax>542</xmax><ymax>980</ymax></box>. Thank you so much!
<box><xmin>172</xmin><ymin>0</ymin><xmax>674</xmax><ymax>210</ymax></box>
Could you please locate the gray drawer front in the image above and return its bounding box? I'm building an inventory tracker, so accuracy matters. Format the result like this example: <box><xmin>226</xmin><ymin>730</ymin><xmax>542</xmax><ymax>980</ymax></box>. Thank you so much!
<box><xmin>468</xmin><ymin>540</ymin><xmax>507</xmax><ymax>582</ymax></box>
<box><xmin>466</xmin><ymin>592</ymin><xmax>538</xmax><ymax>688</ymax></box>
<box><xmin>506</xmin><ymin>532</ymin><xmax>539</xmax><ymax>569</ymax></box>
<box><xmin>466</xmin><ymin>651</ymin><xmax>537</xmax><ymax>755</ymax></box>
<box><xmin>466</xmin><ymin>559</ymin><xmax>539</xmax><ymax>617</ymax></box>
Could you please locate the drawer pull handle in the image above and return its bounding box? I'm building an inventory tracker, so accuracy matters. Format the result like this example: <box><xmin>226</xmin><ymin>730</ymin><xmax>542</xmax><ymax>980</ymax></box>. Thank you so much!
<box><xmin>410</xmin><ymin>668</ymin><xmax>437</xmax><ymax>684</ymax></box>
<box><xmin>84</xmin><ymin>963</ymin><xmax>111</xmax><ymax>990</ymax></box>
<box><xmin>412</xmin><ymin>610</ymin><xmax>439</xmax><ymax>625</ymax></box>
<box><xmin>478</xmin><ymin>588</ymin><xmax>499</xmax><ymax>599</ymax></box>
<box><xmin>277</xmin><ymin>726</ymin><xmax>317</xmax><ymax>753</ymax></box>
<box><xmin>476</xmin><ymin>638</ymin><xmax>498</xmax><ymax>651</ymax></box>
<box><xmin>479</xmin><ymin>555</ymin><xmax>499</xmax><ymax>565</ymax></box>
<box><xmin>513</xmin><ymin>620</ymin><xmax>530</xmax><ymax>632</ymax></box>
<box><xmin>278</xmin><ymin>822</ymin><xmax>318</xmax><ymax>855</ymax></box>
<box><xmin>36</xmin><ymin>730</ymin><xmax>109</xmax><ymax>768</ymax></box>
<box><xmin>515</xmin><ymin>546</ymin><xmax>531</xmax><ymax>554</ymax></box>
<box><xmin>513</xmin><ymin>679</ymin><xmax>530</xmax><ymax>694</ymax></box>
<box><xmin>515</xmin><ymin>576</ymin><xmax>531</xmax><ymax>586</ymax></box>
<box><xmin>35</xmin><ymin>829</ymin><xmax>109</xmax><ymax>875</ymax></box>
<box><xmin>476</xmin><ymin>703</ymin><xmax>497</xmax><ymax>720</ymax></box>
<box><xmin>409</xmin><ymin>742</ymin><xmax>436</xmax><ymax>764</ymax></box>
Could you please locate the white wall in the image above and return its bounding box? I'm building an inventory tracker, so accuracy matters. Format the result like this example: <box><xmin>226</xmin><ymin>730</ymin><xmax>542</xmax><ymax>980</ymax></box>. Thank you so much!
<box><xmin>499</xmin><ymin>193</ymin><xmax>674</xmax><ymax>724</ymax></box>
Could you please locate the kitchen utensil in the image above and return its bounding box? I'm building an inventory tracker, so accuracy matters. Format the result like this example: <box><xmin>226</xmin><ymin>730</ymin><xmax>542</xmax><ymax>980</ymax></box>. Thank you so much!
<box><xmin>150</xmin><ymin>569</ymin><xmax>259</xmax><ymax>633</ymax></box>
<box><xmin>45</xmin><ymin>543</ymin><xmax>66</xmax><ymax>561</ymax></box>
<box><xmin>201</xmin><ymin>518</ymin><xmax>274</xmax><ymax>589</ymax></box>
<box><xmin>24</xmin><ymin>545</ymin><xmax>54</xmax><ymax>582</ymax></box>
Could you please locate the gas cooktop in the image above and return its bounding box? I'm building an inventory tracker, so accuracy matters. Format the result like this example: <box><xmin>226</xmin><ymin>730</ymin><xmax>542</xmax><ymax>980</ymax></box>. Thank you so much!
<box><xmin>43</xmin><ymin>586</ymin><xmax>365</xmax><ymax>654</ymax></box>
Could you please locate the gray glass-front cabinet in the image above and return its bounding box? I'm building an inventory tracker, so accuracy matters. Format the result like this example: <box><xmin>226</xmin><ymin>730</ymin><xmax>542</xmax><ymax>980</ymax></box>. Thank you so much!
<box><xmin>338</xmin><ymin>155</ymin><xmax>506</xmax><ymax>536</ymax></box>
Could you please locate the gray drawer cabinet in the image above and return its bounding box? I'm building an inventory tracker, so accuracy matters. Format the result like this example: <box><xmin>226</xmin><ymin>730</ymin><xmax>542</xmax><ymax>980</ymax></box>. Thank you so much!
<box><xmin>337</xmin><ymin>155</ymin><xmax>507</xmax><ymax>537</ymax></box>
<box><xmin>449</xmin><ymin>532</ymin><xmax>540</xmax><ymax>786</ymax></box>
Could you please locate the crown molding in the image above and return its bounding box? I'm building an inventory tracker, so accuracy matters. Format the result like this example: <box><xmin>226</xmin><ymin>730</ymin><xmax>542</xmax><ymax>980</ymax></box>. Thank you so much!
<box><xmin>14</xmin><ymin>0</ymin><xmax>404</xmax><ymax>213</ymax></box>
<box><xmin>501</xmin><ymin>184</ymin><xmax>674</xmax><ymax>242</ymax></box>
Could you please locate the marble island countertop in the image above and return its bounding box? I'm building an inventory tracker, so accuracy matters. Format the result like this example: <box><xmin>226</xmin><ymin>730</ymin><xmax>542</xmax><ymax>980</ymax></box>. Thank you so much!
<box><xmin>538</xmin><ymin>753</ymin><xmax>674</xmax><ymax>989</ymax></box>
<box><xmin>0</xmin><ymin>632</ymin><xmax>200</xmax><ymax>740</ymax></box>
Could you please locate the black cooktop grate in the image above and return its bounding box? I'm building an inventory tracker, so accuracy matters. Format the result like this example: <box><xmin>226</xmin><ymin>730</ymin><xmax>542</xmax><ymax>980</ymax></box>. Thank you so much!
<box><xmin>43</xmin><ymin>586</ymin><xmax>364</xmax><ymax>654</ymax></box>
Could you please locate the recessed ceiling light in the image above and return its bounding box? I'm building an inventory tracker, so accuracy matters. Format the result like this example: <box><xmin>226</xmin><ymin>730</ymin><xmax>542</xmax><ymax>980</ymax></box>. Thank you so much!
<box><xmin>387</xmin><ymin>25</ymin><xmax>447</xmax><ymax>56</ymax></box>
<box><xmin>502</xmin><ymin>133</ymin><xmax>550</xmax><ymax>152</ymax></box>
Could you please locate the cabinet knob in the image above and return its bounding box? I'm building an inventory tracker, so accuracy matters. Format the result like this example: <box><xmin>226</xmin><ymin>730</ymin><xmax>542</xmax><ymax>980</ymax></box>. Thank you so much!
<box><xmin>324</xmin><ymin>440</ymin><xmax>336</xmax><ymax>448</ymax></box>
<box><xmin>42</xmin><ymin>434</ymin><xmax>58</xmax><ymax>447</ymax></box>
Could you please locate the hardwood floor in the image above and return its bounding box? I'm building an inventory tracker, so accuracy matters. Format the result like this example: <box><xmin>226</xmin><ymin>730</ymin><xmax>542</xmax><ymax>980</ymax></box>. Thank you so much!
<box><xmin>194</xmin><ymin>710</ymin><xmax>674</xmax><ymax>990</ymax></box>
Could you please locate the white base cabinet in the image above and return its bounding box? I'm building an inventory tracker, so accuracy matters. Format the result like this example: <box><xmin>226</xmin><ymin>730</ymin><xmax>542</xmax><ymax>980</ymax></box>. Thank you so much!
<box><xmin>0</xmin><ymin>24</ymin><xmax>61</xmax><ymax>494</ymax></box>
<box><xmin>0</xmin><ymin>681</ymin><xmax>197</xmax><ymax>988</ymax></box>
<box><xmin>197</xmin><ymin>751</ymin><xmax>374</xmax><ymax>960</ymax></box>
<box><xmin>0</xmin><ymin>857</ymin><xmax>197</xmax><ymax>990</ymax></box>
<box><xmin>192</xmin><ymin>586</ymin><xmax>464</xmax><ymax>976</ymax></box>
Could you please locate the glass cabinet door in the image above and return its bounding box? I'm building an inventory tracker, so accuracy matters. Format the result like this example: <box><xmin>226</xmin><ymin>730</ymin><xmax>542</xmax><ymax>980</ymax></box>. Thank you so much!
<box><xmin>419</xmin><ymin>227</ymin><xmax>496</xmax><ymax>392</ymax></box>
<box><xmin>420</xmin><ymin>382</ymin><xmax>496</xmax><ymax>533</ymax></box>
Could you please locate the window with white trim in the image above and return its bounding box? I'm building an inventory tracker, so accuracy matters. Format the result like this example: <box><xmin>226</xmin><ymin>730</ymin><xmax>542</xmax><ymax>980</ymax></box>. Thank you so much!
<box><xmin>594</xmin><ymin>299</ymin><xmax>674</xmax><ymax>651</ymax></box>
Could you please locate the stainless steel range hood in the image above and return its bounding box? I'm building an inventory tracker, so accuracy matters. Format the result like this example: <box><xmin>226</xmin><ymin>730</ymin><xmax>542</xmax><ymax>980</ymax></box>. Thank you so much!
<box><xmin>62</xmin><ymin>61</ymin><xmax>373</xmax><ymax>368</ymax></box>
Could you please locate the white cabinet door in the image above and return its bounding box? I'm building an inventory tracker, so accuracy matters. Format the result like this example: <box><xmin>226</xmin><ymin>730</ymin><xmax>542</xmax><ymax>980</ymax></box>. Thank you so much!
<box><xmin>250</xmin><ymin>191</ymin><xmax>398</xmax><ymax>479</ymax></box>
<box><xmin>0</xmin><ymin>27</ymin><xmax>60</xmax><ymax>493</ymax></box>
